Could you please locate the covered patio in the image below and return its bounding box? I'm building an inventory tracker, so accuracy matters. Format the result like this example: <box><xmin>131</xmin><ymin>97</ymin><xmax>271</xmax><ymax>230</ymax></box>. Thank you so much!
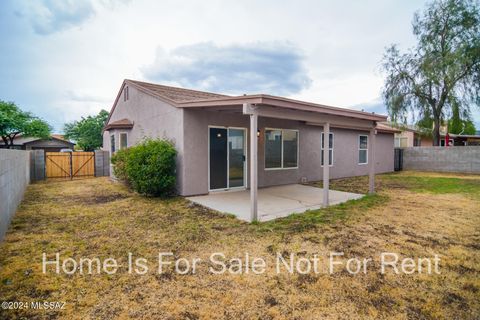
<box><xmin>241</xmin><ymin>101</ymin><xmax>379</xmax><ymax>222</ymax></box>
<box><xmin>187</xmin><ymin>184</ymin><xmax>363</xmax><ymax>222</ymax></box>
<box><xmin>178</xmin><ymin>96</ymin><xmax>388</xmax><ymax>222</ymax></box>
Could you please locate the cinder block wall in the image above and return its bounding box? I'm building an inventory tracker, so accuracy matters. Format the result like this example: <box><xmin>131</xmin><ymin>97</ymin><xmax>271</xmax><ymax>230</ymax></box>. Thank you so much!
<box><xmin>94</xmin><ymin>150</ymin><xmax>110</xmax><ymax>177</ymax></box>
<box><xmin>0</xmin><ymin>150</ymin><xmax>31</xmax><ymax>240</ymax></box>
<box><xmin>403</xmin><ymin>146</ymin><xmax>480</xmax><ymax>173</ymax></box>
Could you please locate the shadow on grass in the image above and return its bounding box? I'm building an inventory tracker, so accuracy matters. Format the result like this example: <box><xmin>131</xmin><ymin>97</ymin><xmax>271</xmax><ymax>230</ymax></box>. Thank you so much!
<box><xmin>311</xmin><ymin>172</ymin><xmax>480</xmax><ymax>198</ymax></box>
<box><xmin>251</xmin><ymin>194</ymin><xmax>389</xmax><ymax>234</ymax></box>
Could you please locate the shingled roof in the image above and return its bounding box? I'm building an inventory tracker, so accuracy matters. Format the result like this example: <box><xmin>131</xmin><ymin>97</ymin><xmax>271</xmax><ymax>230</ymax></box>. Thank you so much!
<box><xmin>126</xmin><ymin>79</ymin><xmax>229</xmax><ymax>103</ymax></box>
<box><xmin>104</xmin><ymin>118</ymin><xmax>134</xmax><ymax>130</ymax></box>
<box><xmin>105</xmin><ymin>79</ymin><xmax>388</xmax><ymax>128</ymax></box>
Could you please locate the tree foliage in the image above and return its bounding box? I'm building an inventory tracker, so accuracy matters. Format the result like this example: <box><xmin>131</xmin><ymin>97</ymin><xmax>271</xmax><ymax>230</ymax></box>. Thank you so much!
<box><xmin>64</xmin><ymin>109</ymin><xmax>109</xmax><ymax>151</ymax></box>
<box><xmin>382</xmin><ymin>0</ymin><xmax>480</xmax><ymax>145</ymax></box>
<box><xmin>448</xmin><ymin>103</ymin><xmax>477</xmax><ymax>134</ymax></box>
<box><xmin>0</xmin><ymin>100</ymin><xmax>51</xmax><ymax>148</ymax></box>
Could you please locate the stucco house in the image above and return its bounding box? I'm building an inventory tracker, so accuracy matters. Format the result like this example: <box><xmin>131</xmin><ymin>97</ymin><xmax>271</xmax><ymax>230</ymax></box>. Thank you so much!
<box><xmin>103</xmin><ymin>79</ymin><xmax>397</xmax><ymax>221</ymax></box>
<box><xmin>0</xmin><ymin>134</ymin><xmax>75</xmax><ymax>152</ymax></box>
<box><xmin>383</xmin><ymin>122</ymin><xmax>480</xmax><ymax>147</ymax></box>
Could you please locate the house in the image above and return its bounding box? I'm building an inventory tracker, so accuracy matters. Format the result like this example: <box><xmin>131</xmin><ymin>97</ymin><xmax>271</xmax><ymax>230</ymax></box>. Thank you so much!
<box><xmin>385</xmin><ymin>123</ymin><xmax>428</xmax><ymax>147</ymax></box>
<box><xmin>103</xmin><ymin>79</ymin><xmax>397</xmax><ymax>221</ymax></box>
<box><xmin>383</xmin><ymin>122</ymin><xmax>480</xmax><ymax>147</ymax></box>
<box><xmin>445</xmin><ymin>133</ymin><xmax>480</xmax><ymax>146</ymax></box>
<box><xmin>0</xmin><ymin>134</ymin><xmax>75</xmax><ymax>152</ymax></box>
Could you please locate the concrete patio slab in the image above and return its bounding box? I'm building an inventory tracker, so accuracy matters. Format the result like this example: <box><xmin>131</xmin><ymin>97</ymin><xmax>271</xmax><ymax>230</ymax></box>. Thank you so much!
<box><xmin>187</xmin><ymin>184</ymin><xmax>363</xmax><ymax>222</ymax></box>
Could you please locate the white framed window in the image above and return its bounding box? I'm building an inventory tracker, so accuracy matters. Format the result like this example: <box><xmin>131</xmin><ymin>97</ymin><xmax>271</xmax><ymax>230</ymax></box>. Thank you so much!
<box><xmin>358</xmin><ymin>135</ymin><xmax>368</xmax><ymax>164</ymax></box>
<box><xmin>119</xmin><ymin>133</ymin><xmax>128</xmax><ymax>150</ymax></box>
<box><xmin>110</xmin><ymin>134</ymin><xmax>116</xmax><ymax>154</ymax></box>
<box><xmin>321</xmin><ymin>132</ymin><xmax>334</xmax><ymax>166</ymax></box>
<box><xmin>394</xmin><ymin>134</ymin><xmax>408</xmax><ymax>148</ymax></box>
<box><xmin>265</xmin><ymin>128</ymin><xmax>299</xmax><ymax>169</ymax></box>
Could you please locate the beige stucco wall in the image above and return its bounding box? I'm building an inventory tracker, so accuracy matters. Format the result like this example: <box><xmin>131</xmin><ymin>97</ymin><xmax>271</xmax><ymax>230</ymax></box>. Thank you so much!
<box><xmin>420</xmin><ymin>136</ymin><xmax>433</xmax><ymax>146</ymax></box>
<box><xmin>104</xmin><ymin>85</ymin><xmax>394</xmax><ymax>196</ymax></box>
<box><xmin>182</xmin><ymin>108</ymin><xmax>394</xmax><ymax>196</ymax></box>
<box><xmin>394</xmin><ymin>130</ymin><xmax>415</xmax><ymax>147</ymax></box>
<box><xmin>103</xmin><ymin>84</ymin><xmax>185</xmax><ymax>189</ymax></box>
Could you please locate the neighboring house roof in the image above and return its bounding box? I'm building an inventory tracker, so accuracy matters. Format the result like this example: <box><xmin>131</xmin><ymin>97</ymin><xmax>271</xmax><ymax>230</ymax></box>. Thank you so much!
<box><xmin>50</xmin><ymin>134</ymin><xmax>72</xmax><ymax>143</ymax></box>
<box><xmin>376</xmin><ymin>123</ymin><xmax>402</xmax><ymax>133</ymax></box>
<box><xmin>105</xmin><ymin>79</ymin><xmax>387</xmax><ymax>128</ymax></box>
<box><xmin>9</xmin><ymin>134</ymin><xmax>75</xmax><ymax>146</ymax></box>
<box><xmin>380</xmin><ymin>121</ymin><xmax>436</xmax><ymax>135</ymax></box>
<box><xmin>448</xmin><ymin>133</ymin><xmax>480</xmax><ymax>139</ymax></box>
<box><xmin>104</xmin><ymin>118</ymin><xmax>134</xmax><ymax>130</ymax></box>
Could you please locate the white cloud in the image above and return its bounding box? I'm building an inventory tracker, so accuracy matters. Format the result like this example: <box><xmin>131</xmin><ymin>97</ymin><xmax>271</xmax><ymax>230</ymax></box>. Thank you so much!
<box><xmin>143</xmin><ymin>42</ymin><xmax>312</xmax><ymax>95</ymax></box>
<box><xmin>14</xmin><ymin>0</ymin><xmax>96</xmax><ymax>35</ymax></box>
<box><xmin>3</xmin><ymin>0</ymin><xmax>477</xmax><ymax>131</ymax></box>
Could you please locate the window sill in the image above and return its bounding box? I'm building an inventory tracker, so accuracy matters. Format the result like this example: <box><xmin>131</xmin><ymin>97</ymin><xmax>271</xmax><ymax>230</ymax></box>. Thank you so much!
<box><xmin>265</xmin><ymin>167</ymin><xmax>299</xmax><ymax>171</ymax></box>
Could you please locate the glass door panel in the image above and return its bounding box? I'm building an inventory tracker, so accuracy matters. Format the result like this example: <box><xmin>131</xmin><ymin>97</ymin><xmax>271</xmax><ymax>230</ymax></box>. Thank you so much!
<box><xmin>209</xmin><ymin>128</ymin><xmax>228</xmax><ymax>190</ymax></box>
<box><xmin>228</xmin><ymin>129</ymin><xmax>245</xmax><ymax>188</ymax></box>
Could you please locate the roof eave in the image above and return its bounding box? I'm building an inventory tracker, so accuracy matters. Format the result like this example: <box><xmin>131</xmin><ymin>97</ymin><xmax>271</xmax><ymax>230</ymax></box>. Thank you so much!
<box><xmin>177</xmin><ymin>95</ymin><xmax>387</xmax><ymax>122</ymax></box>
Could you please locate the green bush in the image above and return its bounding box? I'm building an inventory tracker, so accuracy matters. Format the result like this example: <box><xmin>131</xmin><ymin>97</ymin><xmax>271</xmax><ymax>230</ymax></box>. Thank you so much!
<box><xmin>111</xmin><ymin>139</ymin><xmax>177</xmax><ymax>197</ymax></box>
<box><xmin>111</xmin><ymin>147</ymin><xmax>130</xmax><ymax>181</ymax></box>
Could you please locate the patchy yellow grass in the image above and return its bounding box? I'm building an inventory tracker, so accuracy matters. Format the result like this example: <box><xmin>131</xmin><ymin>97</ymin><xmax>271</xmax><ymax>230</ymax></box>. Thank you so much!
<box><xmin>0</xmin><ymin>172</ymin><xmax>479</xmax><ymax>319</ymax></box>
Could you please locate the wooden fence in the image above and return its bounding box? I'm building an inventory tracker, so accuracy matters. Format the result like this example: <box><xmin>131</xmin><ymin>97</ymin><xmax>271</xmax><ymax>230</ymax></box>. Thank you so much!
<box><xmin>45</xmin><ymin>152</ymin><xmax>95</xmax><ymax>178</ymax></box>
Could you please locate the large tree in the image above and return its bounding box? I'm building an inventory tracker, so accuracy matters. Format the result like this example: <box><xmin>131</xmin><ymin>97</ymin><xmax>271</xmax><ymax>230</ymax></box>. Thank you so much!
<box><xmin>0</xmin><ymin>100</ymin><xmax>51</xmax><ymax>148</ymax></box>
<box><xmin>64</xmin><ymin>109</ymin><xmax>109</xmax><ymax>151</ymax></box>
<box><xmin>382</xmin><ymin>0</ymin><xmax>480</xmax><ymax>145</ymax></box>
<box><xmin>448</xmin><ymin>103</ymin><xmax>477</xmax><ymax>134</ymax></box>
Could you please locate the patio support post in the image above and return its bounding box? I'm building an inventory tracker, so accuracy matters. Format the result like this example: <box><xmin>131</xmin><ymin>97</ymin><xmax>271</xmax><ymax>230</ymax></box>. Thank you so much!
<box><xmin>368</xmin><ymin>126</ymin><xmax>376</xmax><ymax>193</ymax></box>
<box><xmin>323</xmin><ymin>122</ymin><xmax>330</xmax><ymax>206</ymax></box>
<box><xmin>243</xmin><ymin>103</ymin><xmax>259</xmax><ymax>222</ymax></box>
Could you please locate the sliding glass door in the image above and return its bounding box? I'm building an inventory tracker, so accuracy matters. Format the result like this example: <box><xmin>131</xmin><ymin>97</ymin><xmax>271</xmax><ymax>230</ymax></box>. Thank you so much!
<box><xmin>209</xmin><ymin>127</ymin><xmax>246</xmax><ymax>191</ymax></box>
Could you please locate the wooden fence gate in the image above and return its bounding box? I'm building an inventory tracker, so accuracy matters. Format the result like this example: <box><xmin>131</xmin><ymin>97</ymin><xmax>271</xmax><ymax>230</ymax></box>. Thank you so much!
<box><xmin>45</xmin><ymin>152</ymin><xmax>95</xmax><ymax>179</ymax></box>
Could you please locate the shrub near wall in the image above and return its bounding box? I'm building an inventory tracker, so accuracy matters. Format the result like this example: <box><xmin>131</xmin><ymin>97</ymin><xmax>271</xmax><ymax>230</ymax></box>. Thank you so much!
<box><xmin>111</xmin><ymin>139</ymin><xmax>177</xmax><ymax>196</ymax></box>
<box><xmin>111</xmin><ymin>148</ymin><xmax>130</xmax><ymax>181</ymax></box>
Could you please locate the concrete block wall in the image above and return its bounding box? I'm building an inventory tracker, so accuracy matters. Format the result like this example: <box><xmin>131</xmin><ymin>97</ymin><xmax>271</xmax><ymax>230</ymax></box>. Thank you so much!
<box><xmin>403</xmin><ymin>146</ymin><xmax>480</xmax><ymax>173</ymax></box>
<box><xmin>30</xmin><ymin>150</ymin><xmax>45</xmax><ymax>181</ymax></box>
<box><xmin>94</xmin><ymin>150</ymin><xmax>110</xmax><ymax>177</ymax></box>
<box><xmin>0</xmin><ymin>150</ymin><xmax>31</xmax><ymax>240</ymax></box>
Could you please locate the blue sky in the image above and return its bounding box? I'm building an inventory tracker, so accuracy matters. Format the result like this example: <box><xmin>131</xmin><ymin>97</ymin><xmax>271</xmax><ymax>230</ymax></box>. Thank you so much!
<box><xmin>0</xmin><ymin>0</ymin><xmax>478</xmax><ymax>132</ymax></box>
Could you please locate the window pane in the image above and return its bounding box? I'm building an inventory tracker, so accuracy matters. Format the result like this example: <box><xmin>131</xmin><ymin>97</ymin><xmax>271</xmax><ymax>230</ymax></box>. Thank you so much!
<box><xmin>265</xmin><ymin>130</ymin><xmax>282</xmax><ymax>168</ymax></box>
<box><xmin>120</xmin><ymin>133</ymin><xmax>127</xmax><ymax>149</ymax></box>
<box><xmin>321</xmin><ymin>133</ymin><xmax>333</xmax><ymax>149</ymax></box>
<box><xmin>359</xmin><ymin>149</ymin><xmax>367</xmax><ymax>164</ymax></box>
<box><xmin>321</xmin><ymin>149</ymin><xmax>333</xmax><ymax>166</ymax></box>
<box><xmin>228</xmin><ymin>129</ymin><xmax>245</xmax><ymax>188</ymax></box>
<box><xmin>360</xmin><ymin>136</ymin><xmax>368</xmax><ymax>149</ymax></box>
<box><xmin>110</xmin><ymin>135</ymin><xmax>115</xmax><ymax>153</ymax></box>
<box><xmin>283</xmin><ymin>130</ymin><xmax>298</xmax><ymax>168</ymax></box>
<box><xmin>394</xmin><ymin>138</ymin><xmax>400</xmax><ymax>148</ymax></box>
<box><xmin>321</xmin><ymin>133</ymin><xmax>333</xmax><ymax>166</ymax></box>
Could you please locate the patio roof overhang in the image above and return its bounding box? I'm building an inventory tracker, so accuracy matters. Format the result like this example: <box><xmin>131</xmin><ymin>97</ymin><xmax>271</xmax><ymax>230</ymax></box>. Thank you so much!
<box><xmin>179</xmin><ymin>96</ymin><xmax>384</xmax><ymax>222</ymax></box>
<box><xmin>177</xmin><ymin>94</ymin><xmax>387</xmax><ymax>123</ymax></box>
<box><xmin>237</xmin><ymin>102</ymin><xmax>379</xmax><ymax>222</ymax></box>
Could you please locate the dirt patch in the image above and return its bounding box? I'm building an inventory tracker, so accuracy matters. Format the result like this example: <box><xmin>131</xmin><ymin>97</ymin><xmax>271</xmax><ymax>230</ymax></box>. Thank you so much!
<box><xmin>77</xmin><ymin>193</ymin><xmax>128</xmax><ymax>205</ymax></box>
<box><xmin>0</xmin><ymin>174</ymin><xmax>479</xmax><ymax>319</ymax></box>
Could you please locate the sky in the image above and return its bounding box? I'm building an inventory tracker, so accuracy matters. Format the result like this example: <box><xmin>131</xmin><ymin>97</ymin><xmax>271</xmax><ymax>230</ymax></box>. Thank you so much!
<box><xmin>0</xmin><ymin>0</ymin><xmax>479</xmax><ymax>132</ymax></box>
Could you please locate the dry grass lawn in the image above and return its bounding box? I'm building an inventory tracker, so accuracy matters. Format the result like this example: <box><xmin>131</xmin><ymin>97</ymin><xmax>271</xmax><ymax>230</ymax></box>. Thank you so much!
<box><xmin>0</xmin><ymin>172</ymin><xmax>479</xmax><ymax>319</ymax></box>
